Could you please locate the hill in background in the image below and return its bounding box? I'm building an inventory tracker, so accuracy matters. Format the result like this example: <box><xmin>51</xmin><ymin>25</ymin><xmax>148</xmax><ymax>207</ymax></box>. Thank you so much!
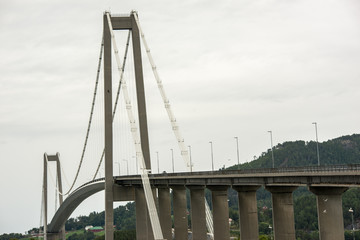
<box><xmin>228</xmin><ymin>133</ymin><xmax>360</xmax><ymax>170</ymax></box>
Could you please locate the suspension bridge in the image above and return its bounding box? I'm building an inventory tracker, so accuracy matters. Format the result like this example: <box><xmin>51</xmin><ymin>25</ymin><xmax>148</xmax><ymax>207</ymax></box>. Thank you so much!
<box><xmin>40</xmin><ymin>11</ymin><xmax>360</xmax><ymax>240</ymax></box>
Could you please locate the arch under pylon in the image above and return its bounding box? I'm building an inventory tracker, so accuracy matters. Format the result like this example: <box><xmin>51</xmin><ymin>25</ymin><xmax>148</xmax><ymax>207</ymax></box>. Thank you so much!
<box><xmin>48</xmin><ymin>181</ymin><xmax>105</xmax><ymax>233</ymax></box>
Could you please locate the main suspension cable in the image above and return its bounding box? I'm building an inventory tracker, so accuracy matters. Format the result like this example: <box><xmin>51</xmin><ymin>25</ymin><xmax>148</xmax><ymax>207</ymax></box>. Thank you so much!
<box><xmin>92</xmin><ymin>30</ymin><xmax>132</xmax><ymax>180</ymax></box>
<box><xmin>133</xmin><ymin>11</ymin><xmax>214</xmax><ymax>237</ymax></box>
<box><xmin>59</xmin><ymin>35</ymin><xmax>104</xmax><ymax>195</ymax></box>
<box><xmin>133</xmin><ymin>11</ymin><xmax>193</xmax><ymax>170</ymax></box>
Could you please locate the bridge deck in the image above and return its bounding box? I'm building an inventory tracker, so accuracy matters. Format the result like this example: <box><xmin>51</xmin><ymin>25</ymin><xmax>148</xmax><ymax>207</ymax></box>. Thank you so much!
<box><xmin>114</xmin><ymin>164</ymin><xmax>360</xmax><ymax>188</ymax></box>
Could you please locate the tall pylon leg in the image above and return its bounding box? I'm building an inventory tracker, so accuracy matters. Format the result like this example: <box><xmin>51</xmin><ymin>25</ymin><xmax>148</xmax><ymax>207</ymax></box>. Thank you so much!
<box><xmin>104</xmin><ymin>12</ymin><xmax>114</xmax><ymax>240</ymax></box>
<box><xmin>43</xmin><ymin>154</ymin><xmax>48</xmax><ymax>240</ymax></box>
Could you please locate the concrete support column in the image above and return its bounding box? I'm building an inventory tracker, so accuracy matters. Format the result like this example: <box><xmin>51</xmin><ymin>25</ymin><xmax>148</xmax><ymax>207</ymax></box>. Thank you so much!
<box><xmin>209</xmin><ymin>186</ymin><xmax>230</xmax><ymax>240</ymax></box>
<box><xmin>43</xmin><ymin>155</ymin><xmax>48</xmax><ymax>240</ymax></box>
<box><xmin>266</xmin><ymin>186</ymin><xmax>297</xmax><ymax>240</ymax></box>
<box><xmin>233</xmin><ymin>185</ymin><xmax>261</xmax><ymax>240</ymax></box>
<box><xmin>103</xmin><ymin>13</ymin><xmax>114</xmax><ymax>240</ymax></box>
<box><xmin>47</xmin><ymin>233</ymin><xmax>60</xmax><ymax>240</ymax></box>
<box><xmin>130</xmin><ymin>13</ymin><xmax>152</xmax><ymax>170</ymax></box>
<box><xmin>309</xmin><ymin>186</ymin><xmax>348</xmax><ymax>240</ymax></box>
<box><xmin>189</xmin><ymin>186</ymin><xmax>207</xmax><ymax>240</ymax></box>
<box><xmin>158</xmin><ymin>187</ymin><xmax>172</xmax><ymax>240</ymax></box>
<box><xmin>135</xmin><ymin>187</ymin><xmax>154</xmax><ymax>240</ymax></box>
<box><xmin>172</xmin><ymin>186</ymin><xmax>188</xmax><ymax>240</ymax></box>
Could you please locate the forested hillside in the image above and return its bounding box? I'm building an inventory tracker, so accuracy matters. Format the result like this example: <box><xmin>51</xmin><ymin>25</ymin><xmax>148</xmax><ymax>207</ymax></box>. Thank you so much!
<box><xmin>229</xmin><ymin>134</ymin><xmax>360</xmax><ymax>169</ymax></box>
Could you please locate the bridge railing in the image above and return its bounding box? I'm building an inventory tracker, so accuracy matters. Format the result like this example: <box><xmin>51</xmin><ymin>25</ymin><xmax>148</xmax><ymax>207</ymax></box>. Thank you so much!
<box><xmin>215</xmin><ymin>163</ymin><xmax>360</xmax><ymax>175</ymax></box>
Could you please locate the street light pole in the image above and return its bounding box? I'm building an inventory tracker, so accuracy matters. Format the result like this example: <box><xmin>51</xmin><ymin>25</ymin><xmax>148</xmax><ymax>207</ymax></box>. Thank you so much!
<box><xmin>312</xmin><ymin>122</ymin><xmax>320</xmax><ymax>166</ymax></box>
<box><xmin>115</xmin><ymin>162</ymin><xmax>120</xmax><ymax>176</ymax></box>
<box><xmin>170</xmin><ymin>149</ymin><xmax>174</xmax><ymax>173</ymax></box>
<box><xmin>188</xmin><ymin>145</ymin><xmax>193</xmax><ymax>172</ymax></box>
<box><xmin>234</xmin><ymin>137</ymin><xmax>240</xmax><ymax>170</ymax></box>
<box><xmin>209</xmin><ymin>141</ymin><xmax>214</xmax><ymax>171</ymax></box>
<box><xmin>122</xmin><ymin>159</ymin><xmax>129</xmax><ymax>175</ymax></box>
<box><xmin>269</xmin><ymin>225</ymin><xmax>273</xmax><ymax>240</ymax></box>
<box><xmin>133</xmin><ymin>155</ymin><xmax>138</xmax><ymax>175</ymax></box>
<box><xmin>349</xmin><ymin>208</ymin><xmax>355</xmax><ymax>240</ymax></box>
<box><xmin>268</xmin><ymin>131</ymin><xmax>275</xmax><ymax>168</ymax></box>
<box><xmin>156</xmin><ymin>151</ymin><xmax>160</xmax><ymax>174</ymax></box>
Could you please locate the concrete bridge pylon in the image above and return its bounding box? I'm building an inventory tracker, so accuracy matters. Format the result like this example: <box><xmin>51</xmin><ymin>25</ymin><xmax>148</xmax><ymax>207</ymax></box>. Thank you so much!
<box><xmin>103</xmin><ymin>11</ymin><xmax>158</xmax><ymax>240</ymax></box>
<box><xmin>42</xmin><ymin>153</ymin><xmax>66</xmax><ymax>240</ymax></box>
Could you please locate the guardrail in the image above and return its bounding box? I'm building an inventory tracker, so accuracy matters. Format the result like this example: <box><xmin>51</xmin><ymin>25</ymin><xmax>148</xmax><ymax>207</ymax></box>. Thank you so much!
<box><xmin>217</xmin><ymin>163</ymin><xmax>360</xmax><ymax>175</ymax></box>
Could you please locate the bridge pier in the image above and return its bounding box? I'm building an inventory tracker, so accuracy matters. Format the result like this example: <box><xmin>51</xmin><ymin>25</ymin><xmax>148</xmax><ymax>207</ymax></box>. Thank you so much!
<box><xmin>158</xmin><ymin>187</ymin><xmax>172</xmax><ymax>240</ymax></box>
<box><xmin>266</xmin><ymin>186</ymin><xmax>297</xmax><ymax>240</ymax></box>
<box><xmin>189</xmin><ymin>186</ymin><xmax>207</xmax><ymax>239</ymax></box>
<box><xmin>209</xmin><ymin>186</ymin><xmax>230</xmax><ymax>240</ymax></box>
<box><xmin>135</xmin><ymin>187</ymin><xmax>154</xmax><ymax>240</ymax></box>
<box><xmin>47</xmin><ymin>233</ymin><xmax>61</xmax><ymax>240</ymax></box>
<box><xmin>234</xmin><ymin>185</ymin><xmax>261</xmax><ymax>240</ymax></box>
<box><xmin>309</xmin><ymin>186</ymin><xmax>348</xmax><ymax>240</ymax></box>
<box><xmin>172</xmin><ymin>186</ymin><xmax>188</xmax><ymax>240</ymax></box>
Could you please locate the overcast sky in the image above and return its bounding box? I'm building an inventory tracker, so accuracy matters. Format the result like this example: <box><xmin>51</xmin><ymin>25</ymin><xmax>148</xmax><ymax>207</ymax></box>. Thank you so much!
<box><xmin>1</xmin><ymin>0</ymin><xmax>360</xmax><ymax>235</ymax></box>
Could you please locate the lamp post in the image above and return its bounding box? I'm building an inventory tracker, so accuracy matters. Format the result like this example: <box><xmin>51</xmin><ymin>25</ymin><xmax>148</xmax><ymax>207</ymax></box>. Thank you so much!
<box><xmin>122</xmin><ymin>159</ymin><xmax>129</xmax><ymax>175</ymax></box>
<box><xmin>234</xmin><ymin>137</ymin><xmax>240</xmax><ymax>170</ymax></box>
<box><xmin>349</xmin><ymin>208</ymin><xmax>355</xmax><ymax>240</ymax></box>
<box><xmin>269</xmin><ymin>225</ymin><xmax>273</xmax><ymax>240</ymax></box>
<box><xmin>170</xmin><ymin>149</ymin><xmax>174</xmax><ymax>173</ymax></box>
<box><xmin>268</xmin><ymin>131</ymin><xmax>275</xmax><ymax>168</ymax></box>
<box><xmin>133</xmin><ymin>155</ymin><xmax>138</xmax><ymax>175</ymax></box>
<box><xmin>312</xmin><ymin>122</ymin><xmax>320</xmax><ymax>166</ymax></box>
<box><xmin>188</xmin><ymin>145</ymin><xmax>193</xmax><ymax>172</ymax></box>
<box><xmin>115</xmin><ymin>162</ymin><xmax>120</xmax><ymax>176</ymax></box>
<box><xmin>156</xmin><ymin>151</ymin><xmax>160</xmax><ymax>174</ymax></box>
<box><xmin>209</xmin><ymin>141</ymin><xmax>214</xmax><ymax>171</ymax></box>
